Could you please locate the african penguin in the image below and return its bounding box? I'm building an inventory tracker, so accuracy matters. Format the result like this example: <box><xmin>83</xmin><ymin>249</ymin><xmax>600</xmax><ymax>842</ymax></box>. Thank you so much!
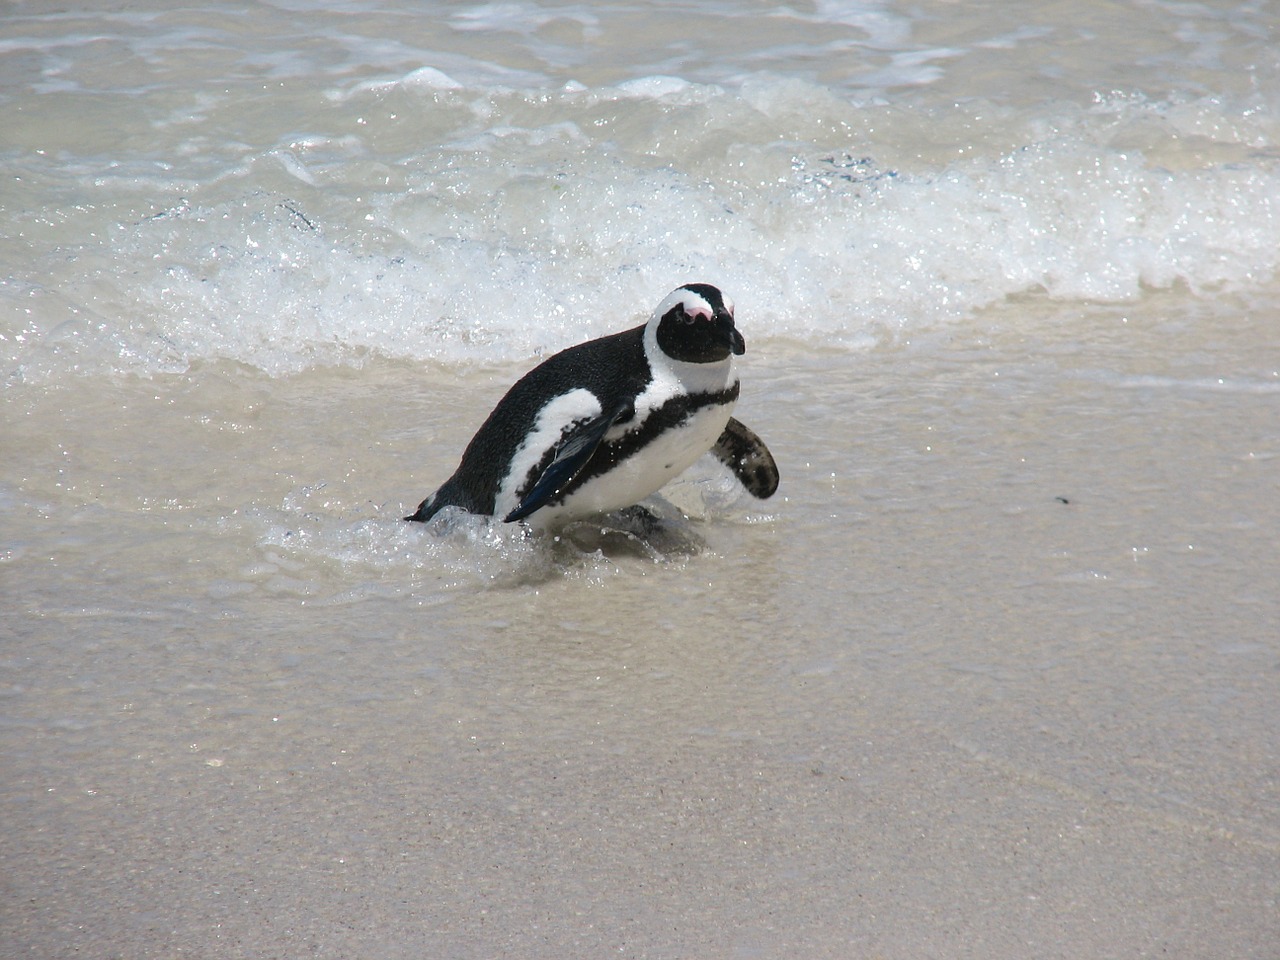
<box><xmin>405</xmin><ymin>283</ymin><xmax>779</xmax><ymax>531</ymax></box>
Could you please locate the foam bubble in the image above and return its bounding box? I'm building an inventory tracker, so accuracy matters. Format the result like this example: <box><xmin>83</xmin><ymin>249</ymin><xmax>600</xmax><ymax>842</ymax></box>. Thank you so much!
<box><xmin>614</xmin><ymin>76</ymin><xmax>703</xmax><ymax>100</ymax></box>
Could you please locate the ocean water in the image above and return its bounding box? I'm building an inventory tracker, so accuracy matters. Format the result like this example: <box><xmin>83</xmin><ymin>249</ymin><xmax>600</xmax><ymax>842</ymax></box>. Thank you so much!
<box><xmin>3</xmin><ymin>1</ymin><xmax>1279</xmax><ymax>957</ymax></box>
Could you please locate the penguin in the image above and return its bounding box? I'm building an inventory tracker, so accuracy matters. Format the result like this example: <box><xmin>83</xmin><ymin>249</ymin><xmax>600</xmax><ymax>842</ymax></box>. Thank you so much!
<box><xmin>405</xmin><ymin>283</ymin><xmax>779</xmax><ymax>531</ymax></box>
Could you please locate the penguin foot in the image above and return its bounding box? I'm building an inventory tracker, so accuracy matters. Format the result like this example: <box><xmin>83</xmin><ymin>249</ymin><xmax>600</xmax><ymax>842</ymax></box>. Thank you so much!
<box><xmin>615</xmin><ymin>504</ymin><xmax>665</xmax><ymax>535</ymax></box>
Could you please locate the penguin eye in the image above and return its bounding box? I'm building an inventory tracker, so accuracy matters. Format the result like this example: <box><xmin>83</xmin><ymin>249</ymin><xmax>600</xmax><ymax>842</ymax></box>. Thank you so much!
<box><xmin>680</xmin><ymin>310</ymin><xmax>697</xmax><ymax>324</ymax></box>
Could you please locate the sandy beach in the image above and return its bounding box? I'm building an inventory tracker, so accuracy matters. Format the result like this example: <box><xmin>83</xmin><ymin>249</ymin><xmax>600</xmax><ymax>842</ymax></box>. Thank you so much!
<box><xmin>5</xmin><ymin>289</ymin><xmax>1278</xmax><ymax>957</ymax></box>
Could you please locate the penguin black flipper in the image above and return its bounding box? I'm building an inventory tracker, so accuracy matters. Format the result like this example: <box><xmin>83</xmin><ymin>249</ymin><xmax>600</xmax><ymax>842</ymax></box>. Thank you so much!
<box><xmin>712</xmin><ymin>417</ymin><xmax>779</xmax><ymax>499</ymax></box>
<box><xmin>503</xmin><ymin>401</ymin><xmax>631</xmax><ymax>523</ymax></box>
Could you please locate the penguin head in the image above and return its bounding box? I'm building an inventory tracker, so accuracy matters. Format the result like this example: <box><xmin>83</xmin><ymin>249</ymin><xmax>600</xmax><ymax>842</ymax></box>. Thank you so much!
<box><xmin>652</xmin><ymin>283</ymin><xmax>745</xmax><ymax>364</ymax></box>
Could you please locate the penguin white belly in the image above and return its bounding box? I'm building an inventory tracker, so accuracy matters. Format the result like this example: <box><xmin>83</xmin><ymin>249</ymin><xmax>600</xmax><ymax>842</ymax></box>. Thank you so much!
<box><xmin>528</xmin><ymin>399</ymin><xmax>735</xmax><ymax>529</ymax></box>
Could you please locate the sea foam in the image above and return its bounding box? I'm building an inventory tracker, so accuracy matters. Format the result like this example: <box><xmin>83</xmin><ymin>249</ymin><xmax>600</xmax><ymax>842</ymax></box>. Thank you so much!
<box><xmin>3</xmin><ymin>5</ymin><xmax>1279</xmax><ymax>382</ymax></box>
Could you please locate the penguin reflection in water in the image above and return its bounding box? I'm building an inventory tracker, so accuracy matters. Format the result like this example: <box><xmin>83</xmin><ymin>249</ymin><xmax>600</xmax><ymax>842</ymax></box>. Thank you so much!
<box><xmin>405</xmin><ymin>284</ymin><xmax>779</xmax><ymax>533</ymax></box>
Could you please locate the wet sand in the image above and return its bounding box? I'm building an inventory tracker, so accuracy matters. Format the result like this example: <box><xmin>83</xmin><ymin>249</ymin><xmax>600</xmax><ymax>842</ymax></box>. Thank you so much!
<box><xmin>3</xmin><ymin>292</ymin><xmax>1279</xmax><ymax>957</ymax></box>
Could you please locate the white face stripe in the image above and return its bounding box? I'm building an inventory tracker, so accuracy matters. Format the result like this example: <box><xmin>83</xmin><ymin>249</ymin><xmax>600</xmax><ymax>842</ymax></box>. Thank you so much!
<box><xmin>495</xmin><ymin>387</ymin><xmax>601</xmax><ymax>517</ymax></box>
<box><xmin>657</xmin><ymin>287</ymin><xmax>708</xmax><ymax>317</ymax></box>
<box><xmin>651</xmin><ymin>286</ymin><xmax>734</xmax><ymax>323</ymax></box>
<box><xmin>684</xmin><ymin>296</ymin><xmax>713</xmax><ymax>321</ymax></box>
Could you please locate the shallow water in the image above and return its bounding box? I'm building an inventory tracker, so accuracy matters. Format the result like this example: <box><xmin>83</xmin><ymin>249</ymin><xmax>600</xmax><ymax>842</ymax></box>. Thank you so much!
<box><xmin>3</xmin><ymin>1</ymin><xmax>1280</xmax><ymax>957</ymax></box>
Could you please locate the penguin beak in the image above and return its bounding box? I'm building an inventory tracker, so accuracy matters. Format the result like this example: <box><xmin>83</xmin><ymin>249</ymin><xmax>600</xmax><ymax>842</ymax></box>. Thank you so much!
<box><xmin>719</xmin><ymin>311</ymin><xmax>745</xmax><ymax>356</ymax></box>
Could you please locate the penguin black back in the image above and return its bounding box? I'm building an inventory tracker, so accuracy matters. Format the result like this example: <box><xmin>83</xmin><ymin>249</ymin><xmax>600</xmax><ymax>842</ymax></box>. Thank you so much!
<box><xmin>406</xmin><ymin>326</ymin><xmax>650</xmax><ymax>521</ymax></box>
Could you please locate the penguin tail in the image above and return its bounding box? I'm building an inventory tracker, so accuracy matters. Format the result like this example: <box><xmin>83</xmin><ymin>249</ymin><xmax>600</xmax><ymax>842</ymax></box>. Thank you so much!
<box><xmin>404</xmin><ymin>494</ymin><xmax>438</xmax><ymax>523</ymax></box>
